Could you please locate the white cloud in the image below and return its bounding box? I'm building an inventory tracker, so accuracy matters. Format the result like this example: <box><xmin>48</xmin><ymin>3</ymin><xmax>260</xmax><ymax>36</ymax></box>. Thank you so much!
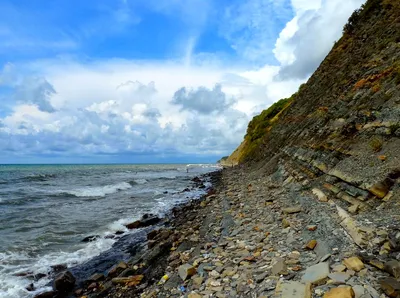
<box><xmin>275</xmin><ymin>0</ymin><xmax>365</xmax><ymax>79</ymax></box>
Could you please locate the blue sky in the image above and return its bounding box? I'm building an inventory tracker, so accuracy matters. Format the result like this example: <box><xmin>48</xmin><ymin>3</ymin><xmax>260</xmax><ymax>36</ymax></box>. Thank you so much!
<box><xmin>0</xmin><ymin>0</ymin><xmax>365</xmax><ymax>164</ymax></box>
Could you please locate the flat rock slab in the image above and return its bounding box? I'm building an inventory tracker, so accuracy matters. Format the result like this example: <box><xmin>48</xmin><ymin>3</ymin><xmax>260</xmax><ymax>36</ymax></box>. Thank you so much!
<box><xmin>301</xmin><ymin>262</ymin><xmax>329</xmax><ymax>284</ymax></box>
<box><xmin>323</xmin><ymin>286</ymin><xmax>354</xmax><ymax>298</ymax></box>
<box><xmin>328</xmin><ymin>272</ymin><xmax>351</xmax><ymax>284</ymax></box>
<box><xmin>275</xmin><ymin>280</ymin><xmax>311</xmax><ymax>298</ymax></box>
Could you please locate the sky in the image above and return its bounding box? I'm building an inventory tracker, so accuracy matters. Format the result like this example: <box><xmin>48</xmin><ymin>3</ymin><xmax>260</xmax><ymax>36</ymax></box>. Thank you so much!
<box><xmin>0</xmin><ymin>0</ymin><xmax>365</xmax><ymax>164</ymax></box>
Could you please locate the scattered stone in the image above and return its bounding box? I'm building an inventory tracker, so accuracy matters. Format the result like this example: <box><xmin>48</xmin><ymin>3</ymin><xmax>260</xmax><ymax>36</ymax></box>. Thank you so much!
<box><xmin>125</xmin><ymin>215</ymin><xmax>160</xmax><ymax>229</ymax></box>
<box><xmin>188</xmin><ymin>293</ymin><xmax>202</xmax><ymax>298</ymax></box>
<box><xmin>332</xmin><ymin>265</ymin><xmax>346</xmax><ymax>272</ymax></box>
<box><xmin>282</xmin><ymin>218</ymin><xmax>291</xmax><ymax>228</ymax></box>
<box><xmin>112</xmin><ymin>275</ymin><xmax>144</xmax><ymax>286</ymax></box>
<box><xmin>343</xmin><ymin>257</ymin><xmax>364</xmax><ymax>272</ymax></box>
<box><xmin>369</xmin><ymin>259</ymin><xmax>385</xmax><ymax>270</ymax></box>
<box><xmin>305</xmin><ymin>240</ymin><xmax>318</xmax><ymax>250</ymax></box>
<box><xmin>312</xmin><ymin>188</ymin><xmax>328</xmax><ymax>202</ymax></box>
<box><xmin>178</xmin><ymin>264</ymin><xmax>196</xmax><ymax>281</ymax></box>
<box><xmin>275</xmin><ymin>280</ymin><xmax>311</xmax><ymax>298</ymax></box>
<box><xmin>307</xmin><ymin>225</ymin><xmax>317</xmax><ymax>231</ymax></box>
<box><xmin>88</xmin><ymin>273</ymin><xmax>104</xmax><ymax>282</ymax></box>
<box><xmin>301</xmin><ymin>262</ymin><xmax>329</xmax><ymax>284</ymax></box>
<box><xmin>282</xmin><ymin>206</ymin><xmax>302</xmax><ymax>214</ymax></box>
<box><xmin>328</xmin><ymin>272</ymin><xmax>351</xmax><ymax>283</ymax></box>
<box><xmin>271</xmin><ymin>257</ymin><xmax>288</xmax><ymax>275</ymax></box>
<box><xmin>323</xmin><ymin>286</ymin><xmax>355</xmax><ymax>298</ymax></box>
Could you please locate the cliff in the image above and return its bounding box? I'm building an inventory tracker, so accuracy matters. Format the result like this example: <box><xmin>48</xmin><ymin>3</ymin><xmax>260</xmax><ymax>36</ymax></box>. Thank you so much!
<box><xmin>228</xmin><ymin>0</ymin><xmax>400</xmax><ymax>201</ymax></box>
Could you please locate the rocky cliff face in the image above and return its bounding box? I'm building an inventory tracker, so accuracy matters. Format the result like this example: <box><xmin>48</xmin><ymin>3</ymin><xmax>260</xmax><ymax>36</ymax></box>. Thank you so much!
<box><xmin>229</xmin><ymin>0</ymin><xmax>400</xmax><ymax>205</ymax></box>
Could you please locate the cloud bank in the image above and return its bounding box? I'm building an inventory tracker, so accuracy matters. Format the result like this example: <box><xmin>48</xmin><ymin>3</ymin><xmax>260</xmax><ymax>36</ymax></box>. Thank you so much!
<box><xmin>0</xmin><ymin>0</ymin><xmax>365</xmax><ymax>163</ymax></box>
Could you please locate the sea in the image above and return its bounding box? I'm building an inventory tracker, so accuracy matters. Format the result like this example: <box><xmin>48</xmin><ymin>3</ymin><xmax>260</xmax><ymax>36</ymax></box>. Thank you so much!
<box><xmin>0</xmin><ymin>164</ymin><xmax>220</xmax><ymax>298</ymax></box>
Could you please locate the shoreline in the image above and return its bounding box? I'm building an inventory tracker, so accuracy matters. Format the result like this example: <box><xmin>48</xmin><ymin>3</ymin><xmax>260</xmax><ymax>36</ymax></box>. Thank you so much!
<box><xmin>33</xmin><ymin>170</ymin><xmax>222</xmax><ymax>298</ymax></box>
<box><xmin>37</xmin><ymin>164</ymin><xmax>395</xmax><ymax>298</ymax></box>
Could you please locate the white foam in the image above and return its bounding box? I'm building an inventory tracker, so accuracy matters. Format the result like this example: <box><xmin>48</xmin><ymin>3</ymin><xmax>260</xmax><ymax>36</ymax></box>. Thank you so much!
<box><xmin>66</xmin><ymin>182</ymin><xmax>132</xmax><ymax>197</ymax></box>
<box><xmin>133</xmin><ymin>179</ymin><xmax>147</xmax><ymax>185</ymax></box>
<box><xmin>0</xmin><ymin>238</ymin><xmax>116</xmax><ymax>298</ymax></box>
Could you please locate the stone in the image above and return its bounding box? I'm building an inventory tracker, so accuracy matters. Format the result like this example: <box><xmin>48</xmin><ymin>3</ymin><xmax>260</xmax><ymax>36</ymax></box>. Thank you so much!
<box><xmin>312</xmin><ymin>188</ymin><xmax>328</xmax><ymax>202</ymax></box>
<box><xmin>81</xmin><ymin>235</ymin><xmax>100</xmax><ymax>242</ymax></box>
<box><xmin>384</xmin><ymin>260</ymin><xmax>400</xmax><ymax>278</ymax></box>
<box><xmin>328</xmin><ymin>272</ymin><xmax>351</xmax><ymax>283</ymax></box>
<box><xmin>88</xmin><ymin>273</ymin><xmax>104</xmax><ymax>282</ymax></box>
<box><xmin>305</xmin><ymin>240</ymin><xmax>317</xmax><ymax>250</ymax></box>
<box><xmin>271</xmin><ymin>257</ymin><xmax>288</xmax><ymax>275</ymax></box>
<box><xmin>188</xmin><ymin>293</ymin><xmax>202</xmax><ymax>298</ymax></box>
<box><xmin>343</xmin><ymin>257</ymin><xmax>364</xmax><ymax>272</ymax></box>
<box><xmin>380</xmin><ymin>277</ymin><xmax>400</xmax><ymax>297</ymax></box>
<box><xmin>307</xmin><ymin>225</ymin><xmax>317</xmax><ymax>231</ymax></box>
<box><xmin>369</xmin><ymin>259</ymin><xmax>385</xmax><ymax>270</ymax></box>
<box><xmin>352</xmin><ymin>285</ymin><xmax>365</xmax><ymax>298</ymax></box>
<box><xmin>348</xmin><ymin>204</ymin><xmax>359</xmax><ymax>214</ymax></box>
<box><xmin>282</xmin><ymin>218</ymin><xmax>291</xmax><ymax>228</ymax></box>
<box><xmin>275</xmin><ymin>280</ymin><xmax>311</xmax><ymax>298</ymax></box>
<box><xmin>125</xmin><ymin>215</ymin><xmax>160</xmax><ymax>229</ymax></box>
<box><xmin>332</xmin><ymin>265</ymin><xmax>346</xmax><ymax>272</ymax></box>
<box><xmin>107</xmin><ymin>261</ymin><xmax>128</xmax><ymax>277</ymax></box>
<box><xmin>53</xmin><ymin>271</ymin><xmax>76</xmax><ymax>293</ymax></box>
<box><xmin>112</xmin><ymin>275</ymin><xmax>144</xmax><ymax>286</ymax></box>
<box><xmin>178</xmin><ymin>264</ymin><xmax>196</xmax><ymax>281</ymax></box>
<box><xmin>282</xmin><ymin>206</ymin><xmax>302</xmax><ymax>214</ymax></box>
<box><xmin>323</xmin><ymin>287</ymin><xmax>355</xmax><ymax>298</ymax></box>
<box><xmin>301</xmin><ymin>262</ymin><xmax>329</xmax><ymax>284</ymax></box>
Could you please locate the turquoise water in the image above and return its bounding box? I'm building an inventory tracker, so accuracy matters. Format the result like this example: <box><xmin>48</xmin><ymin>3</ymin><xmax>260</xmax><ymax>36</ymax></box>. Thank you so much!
<box><xmin>0</xmin><ymin>164</ymin><xmax>219</xmax><ymax>297</ymax></box>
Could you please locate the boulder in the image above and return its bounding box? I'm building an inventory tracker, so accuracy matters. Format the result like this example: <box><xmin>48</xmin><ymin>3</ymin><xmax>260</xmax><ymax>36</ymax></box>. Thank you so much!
<box><xmin>178</xmin><ymin>264</ymin><xmax>196</xmax><ymax>281</ymax></box>
<box><xmin>53</xmin><ymin>271</ymin><xmax>76</xmax><ymax>293</ymax></box>
<box><xmin>51</xmin><ymin>264</ymin><xmax>67</xmax><ymax>273</ymax></box>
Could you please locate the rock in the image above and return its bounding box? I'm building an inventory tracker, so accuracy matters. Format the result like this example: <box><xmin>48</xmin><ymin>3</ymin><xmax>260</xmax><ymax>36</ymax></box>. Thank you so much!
<box><xmin>352</xmin><ymin>285</ymin><xmax>365</xmax><ymax>298</ymax></box>
<box><xmin>301</xmin><ymin>262</ymin><xmax>329</xmax><ymax>284</ymax></box>
<box><xmin>51</xmin><ymin>264</ymin><xmax>67</xmax><ymax>273</ymax></box>
<box><xmin>348</xmin><ymin>204</ymin><xmax>359</xmax><ymax>214</ymax></box>
<box><xmin>147</xmin><ymin>229</ymin><xmax>159</xmax><ymax>240</ymax></box>
<box><xmin>271</xmin><ymin>257</ymin><xmax>288</xmax><ymax>275</ymax></box>
<box><xmin>108</xmin><ymin>261</ymin><xmax>128</xmax><ymax>277</ymax></box>
<box><xmin>81</xmin><ymin>235</ymin><xmax>100</xmax><ymax>242</ymax></box>
<box><xmin>178</xmin><ymin>264</ymin><xmax>196</xmax><ymax>281</ymax></box>
<box><xmin>305</xmin><ymin>240</ymin><xmax>317</xmax><ymax>250</ymax></box>
<box><xmin>323</xmin><ymin>286</ymin><xmax>355</xmax><ymax>298</ymax></box>
<box><xmin>312</xmin><ymin>188</ymin><xmax>328</xmax><ymax>202</ymax></box>
<box><xmin>255</xmin><ymin>272</ymin><xmax>269</xmax><ymax>283</ymax></box>
<box><xmin>369</xmin><ymin>259</ymin><xmax>385</xmax><ymax>270</ymax></box>
<box><xmin>307</xmin><ymin>225</ymin><xmax>317</xmax><ymax>231</ymax></box>
<box><xmin>112</xmin><ymin>275</ymin><xmax>144</xmax><ymax>285</ymax></box>
<box><xmin>328</xmin><ymin>272</ymin><xmax>351</xmax><ymax>283</ymax></box>
<box><xmin>380</xmin><ymin>277</ymin><xmax>400</xmax><ymax>297</ymax></box>
<box><xmin>343</xmin><ymin>257</ymin><xmax>364</xmax><ymax>272</ymax></box>
<box><xmin>188</xmin><ymin>293</ymin><xmax>202</xmax><ymax>298</ymax></box>
<box><xmin>87</xmin><ymin>273</ymin><xmax>104</xmax><ymax>282</ymax></box>
<box><xmin>384</xmin><ymin>260</ymin><xmax>400</xmax><ymax>278</ymax></box>
<box><xmin>34</xmin><ymin>291</ymin><xmax>56</xmax><ymax>298</ymax></box>
<box><xmin>26</xmin><ymin>283</ymin><xmax>35</xmax><ymax>291</ymax></box>
<box><xmin>275</xmin><ymin>280</ymin><xmax>311</xmax><ymax>298</ymax></box>
<box><xmin>125</xmin><ymin>215</ymin><xmax>160</xmax><ymax>229</ymax></box>
<box><xmin>282</xmin><ymin>218</ymin><xmax>291</xmax><ymax>228</ymax></box>
<box><xmin>332</xmin><ymin>265</ymin><xmax>346</xmax><ymax>272</ymax></box>
<box><xmin>54</xmin><ymin>271</ymin><xmax>76</xmax><ymax>293</ymax></box>
<box><xmin>282</xmin><ymin>206</ymin><xmax>302</xmax><ymax>214</ymax></box>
